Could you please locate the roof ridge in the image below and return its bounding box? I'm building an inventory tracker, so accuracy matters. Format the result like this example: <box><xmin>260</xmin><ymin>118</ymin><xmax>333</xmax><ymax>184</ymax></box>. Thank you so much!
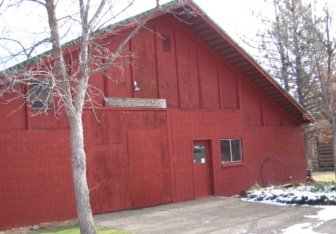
<box><xmin>187</xmin><ymin>0</ymin><xmax>312</xmax><ymax>122</ymax></box>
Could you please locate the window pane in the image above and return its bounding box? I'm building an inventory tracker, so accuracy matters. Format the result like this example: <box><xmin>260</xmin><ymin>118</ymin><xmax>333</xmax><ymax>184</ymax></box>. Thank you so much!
<box><xmin>220</xmin><ymin>140</ymin><xmax>231</xmax><ymax>163</ymax></box>
<box><xmin>194</xmin><ymin>145</ymin><xmax>206</xmax><ymax>163</ymax></box>
<box><xmin>30</xmin><ymin>81</ymin><xmax>52</xmax><ymax>110</ymax></box>
<box><xmin>231</xmin><ymin>139</ymin><xmax>242</xmax><ymax>162</ymax></box>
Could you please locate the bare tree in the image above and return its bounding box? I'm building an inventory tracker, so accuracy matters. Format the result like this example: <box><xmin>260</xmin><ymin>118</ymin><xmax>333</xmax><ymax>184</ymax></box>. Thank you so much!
<box><xmin>247</xmin><ymin>0</ymin><xmax>322</xmax><ymax>170</ymax></box>
<box><xmin>0</xmin><ymin>0</ymin><xmax>189</xmax><ymax>233</ymax></box>
<box><xmin>249</xmin><ymin>0</ymin><xmax>336</xmax><ymax>174</ymax></box>
<box><xmin>253</xmin><ymin>0</ymin><xmax>319</xmax><ymax>110</ymax></box>
<box><xmin>310</xmin><ymin>5</ymin><xmax>336</xmax><ymax>177</ymax></box>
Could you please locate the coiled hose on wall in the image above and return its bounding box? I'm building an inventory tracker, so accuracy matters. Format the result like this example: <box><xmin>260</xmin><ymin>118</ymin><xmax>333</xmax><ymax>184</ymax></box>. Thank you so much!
<box><xmin>261</xmin><ymin>156</ymin><xmax>287</xmax><ymax>186</ymax></box>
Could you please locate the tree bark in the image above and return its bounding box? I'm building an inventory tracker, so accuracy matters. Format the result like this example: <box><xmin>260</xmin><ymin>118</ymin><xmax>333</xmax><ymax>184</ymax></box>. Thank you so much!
<box><xmin>44</xmin><ymin>1</ymin><xmax>97</xmax><ymax>232</ymax></box>
<box><xmin>332</xmin><ymin>119</ymin><xmax>336</xmax><ymax>179</ymax></box>
<box><xmin>69</xmin><ymin>113</ymin><xmax>96</xmax><ymax>234</ymax></box>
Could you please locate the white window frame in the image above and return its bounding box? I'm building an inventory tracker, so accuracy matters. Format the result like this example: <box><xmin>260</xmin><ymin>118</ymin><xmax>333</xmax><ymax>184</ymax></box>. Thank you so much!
<box><xmin>220</xmin><ymin>138</ymin><xmax>242</xmax><ymax>163</ymax></box>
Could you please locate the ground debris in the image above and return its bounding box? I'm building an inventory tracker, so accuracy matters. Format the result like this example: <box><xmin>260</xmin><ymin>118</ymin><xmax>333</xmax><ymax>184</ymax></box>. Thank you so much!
<box><xmin>3</xmin><ymin>220</ymin><xmax>77</xmax><ymax>234</ymax></box>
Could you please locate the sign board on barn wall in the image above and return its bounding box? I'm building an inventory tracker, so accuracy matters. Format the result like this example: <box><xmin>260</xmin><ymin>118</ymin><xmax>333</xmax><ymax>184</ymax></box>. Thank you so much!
<box><xmin>105</xmin><ymin>97</ymin><xmax>167</xmax><ymax>108</ymax></box>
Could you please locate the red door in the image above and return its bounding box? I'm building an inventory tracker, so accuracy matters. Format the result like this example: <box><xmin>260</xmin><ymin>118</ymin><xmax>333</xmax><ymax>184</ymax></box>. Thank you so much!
<box><xmin>127</xmin><ymin>111</ymin><xmax>171</xmax><ymax>208</ymax></box>
<box><xmin>193</xmin><ymin>140</ymin><xmax>213</xmax><ymax>198</ymax></box>
<box><xmin>128</xmin><ymin>129</ymin><xmax>164</xmax><ymax>208</ymax></box>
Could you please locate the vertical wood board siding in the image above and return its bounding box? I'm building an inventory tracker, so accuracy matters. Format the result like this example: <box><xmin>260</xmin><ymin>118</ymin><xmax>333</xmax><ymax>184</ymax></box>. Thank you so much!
<box><xmin>0</xmin><ymin>130</ymin><xmax>75</xmax><ymax>230</ymax></box>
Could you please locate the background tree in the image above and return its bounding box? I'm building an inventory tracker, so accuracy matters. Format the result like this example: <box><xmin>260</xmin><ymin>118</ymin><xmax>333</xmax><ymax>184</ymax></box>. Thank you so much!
<box><xmin>253</xmin><ymin>0</ymin><xmax>320</xmax><ymax>111</ymax></box>
<box><xmin>247</xmin><ymin>0</ymin><xmax>328</xmax><ymax>170</ymax></box>
<box><xmin>249</xmin><ymin>0</ymin><xmax>336</xmax><ymax>175</ymax></box>
<box><xmin>309</xmin><ymin>5</ymin><xmax>336</xmax><ymax>177</ymax></box>
<box><xmin>0</xmin><ymin>0</ymin><xmax>190</xmax><ymax>233</ymax></box>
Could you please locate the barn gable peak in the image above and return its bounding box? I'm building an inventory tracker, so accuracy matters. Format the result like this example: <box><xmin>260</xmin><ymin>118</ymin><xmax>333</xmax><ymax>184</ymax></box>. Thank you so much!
<box><xmin>0</xmin><ymin>0</ymin><xmax>313</xmax><ymax>124</ymax></box>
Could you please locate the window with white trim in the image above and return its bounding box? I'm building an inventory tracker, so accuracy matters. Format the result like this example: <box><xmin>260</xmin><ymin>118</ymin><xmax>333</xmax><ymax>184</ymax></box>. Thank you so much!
<box><xmin>220</xmin><ymin>138</ymin><xmax>242</xmax><ymax>163</ymax></box>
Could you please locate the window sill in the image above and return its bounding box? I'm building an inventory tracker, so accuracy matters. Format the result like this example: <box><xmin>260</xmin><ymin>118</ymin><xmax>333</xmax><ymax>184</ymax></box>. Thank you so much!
<box><xmin>31</xmin><ymin>108</ymin><xmax>53</xmax><ymax>111</ymax></box>
<box><xmin>221</xmin><ymin>161</ymin><xmax>244</xmax><ymax>168</ymax></box>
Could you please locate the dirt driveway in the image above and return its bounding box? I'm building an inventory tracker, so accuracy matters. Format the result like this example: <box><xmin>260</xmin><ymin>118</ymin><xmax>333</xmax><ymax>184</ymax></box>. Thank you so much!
<box><xmin>94</xmin><ymin>196</ymin><xmax>336</xmax><ymax>234</ymax></box>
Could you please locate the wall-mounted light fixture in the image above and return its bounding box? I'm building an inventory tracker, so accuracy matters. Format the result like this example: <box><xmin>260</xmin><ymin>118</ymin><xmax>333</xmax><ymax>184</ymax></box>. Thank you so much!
<box><xmin>133</xmin><ymin>81</ymin><xmax>140</xmax><ymax>91</ymax></box>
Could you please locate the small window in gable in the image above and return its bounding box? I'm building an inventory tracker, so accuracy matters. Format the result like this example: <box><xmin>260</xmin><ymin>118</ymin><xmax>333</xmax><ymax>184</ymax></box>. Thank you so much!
<box><xmin>220</xmin><ymin>138</ymin><xmax>242</xmax><ymax>163</ymax></box>
<box><xmin>162</xmin><ymin>35</ymin><xmax>171</xmax><ymax>52</ymax></box>
<box><xmin>30</xmin><ymin>81</ymin><xmax>52</xmax><ymax>111</ymax></box>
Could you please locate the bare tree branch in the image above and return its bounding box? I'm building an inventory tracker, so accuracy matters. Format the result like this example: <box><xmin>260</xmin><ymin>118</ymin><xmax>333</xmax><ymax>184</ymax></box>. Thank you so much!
<box><xmin>0</xmin><ymin>1</ymin><xmax>196</xmax><ymax>233</ymax></box>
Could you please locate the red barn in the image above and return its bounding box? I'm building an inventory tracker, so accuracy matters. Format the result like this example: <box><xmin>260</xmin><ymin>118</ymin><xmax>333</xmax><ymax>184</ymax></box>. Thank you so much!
<box><xmin>0</xmin><ymin>0</ymin><xmax>312</xmax><ymax>230</ymax></box>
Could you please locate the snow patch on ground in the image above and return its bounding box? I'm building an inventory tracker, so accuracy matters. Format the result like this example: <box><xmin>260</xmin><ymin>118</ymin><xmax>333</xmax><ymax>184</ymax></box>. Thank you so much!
<box><xmin>306</xmin><ymin>206</ymin><xmax>336</xmax><ymax>221</ymax></box>
<box><xmin>242</xmin><ymin>202</ymin><xmax>336</xmax><ymax>234</ymax></box>
<box><xmin>244</xmin><ymin>184</ymin><xmax>336</xmax><ymax>233</ymax></box>
<box><xmin>281</xmin><ymin>223</ymin><xmax>325</xmax><ymax>234</ymax></box>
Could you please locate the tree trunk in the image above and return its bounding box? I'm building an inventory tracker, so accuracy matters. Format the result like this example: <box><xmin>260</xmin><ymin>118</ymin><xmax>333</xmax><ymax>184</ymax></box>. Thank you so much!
<box><xmin>304</xmin><ymin>125</ymin><xmax>313</xmax><ymax>170</ymax></box>
<box><xmin>69</xmin><ymin>113</ymin><xmax>96</xmax><ymax>234</ymax></box>
<box><xmin>332</xmin><ymin>115</ymin><xmax>336</xmax><ymax>179</ymax></box>
<box><xmin>333</xmin><ymin>136</ymin><xmax>336</xmax><ymax>179</ymax></box>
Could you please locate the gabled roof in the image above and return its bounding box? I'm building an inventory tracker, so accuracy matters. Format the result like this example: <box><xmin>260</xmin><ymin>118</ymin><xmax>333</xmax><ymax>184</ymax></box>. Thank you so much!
<box><xmin>1</xmin><ymin>0</ymin><xmax>313</xmax><ymax>124</ymax></box>
<box><xmin>176</xmin><ymin>0</ymin><xmax>313</xmax><ymax>124</ymax></box>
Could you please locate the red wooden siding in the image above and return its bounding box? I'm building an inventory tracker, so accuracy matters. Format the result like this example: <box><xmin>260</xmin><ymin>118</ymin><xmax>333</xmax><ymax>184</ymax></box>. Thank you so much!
<box><xmin>242</xmin><ymin>81</ymin><xmax>263</xmax><ymax>126</ymax></box>
<box><xmin>104</xmin><ymin>37</ymin><xmax>133</xmax><ymax>99</ymax></box>
<box><xmin>131</xmin><ymin>25</ymin><xmax>158</xmax><ymax>99</ymax></box>
<box><xmin>87</xmin><ymin>143</ymin><xmax>131</xmax><ymax>213</ymax></box>
<box><xmin>93</xmin><ymin>14</ymin><xmax>295</xmax><ymax>124</ymax></box>
<box><xmin>29</xmin><ymin>110</ymin><xmax>69</xmax><ymax>130</ymax></box>
<box><xmin>126</xmin><ymin>111</ymin><xmax>172</xmax><ymax>207</ymax></box>
<box><xmin>198</xmin><ymin>47</ymin><xmax>220</xmax><ymax>109</ymax></box>
<box><xmin>283</xmin><ymin>113</ymin><xmax>299</xmax><ymax>126</ymax></box>
<box><xmin>84</xmin><ymin>108</ymin><xmax>131</xmax><ymax>213</ymax></box>
<box><xmin>87</xmin><ymin>72</ymin><xmax>105</xmax><ymax>106</ymax></box>
<box><xmin>84</xmin><ymin>109</ymin><xmax>171</xmax><ymax>214</ymax></box>
<box><xmin>155</xmin><ymin>19</ymin><xmax>179</xmax><ymax>108</ymax></box>
<box><xmin>219</xmin><ymin>64</ymin><xmax>239</xmax><ymax>109</ymax></box>
<box><xmin>263</xmin><ymin>97</ymin><xmax>282</xmax><ymax>126</ymax></box>
<box><xmin>242</xmin><ymin>127</ymin><xmax>306</xmax><ymax>187</ymax></box>
<box><xmin>0</xmin><ymin>130</ymin><xmax>75</xmax><ymax>230</ymax></box>
<box><xmin>0</xmin><ymin>92</ymin><xmax>69</xmax><ymax>131</ymax></box>
<box><xmin>169</xmin><ymin>110</ymin><xmax>306</xmax><ymax>199</ymax></box>
<box><xmin>175</xmin><ymin>28</ymin><xmax>200</xmax><ymax>109</ymax></box>
<box><xmin>128</xmin><ymin>129</ymin><xmax>166</xmax><ymax>207</ymax></box>
<box><xmin>0</xmin><ymin>93</ymin><xmax>27</xmax><ymax>130</ymax></box>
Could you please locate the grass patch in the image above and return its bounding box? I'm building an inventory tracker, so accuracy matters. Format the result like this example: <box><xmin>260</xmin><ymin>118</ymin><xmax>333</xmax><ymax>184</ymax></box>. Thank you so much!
<box><xmin>250</xmin><ymin>183</ymin><xmax>262</xmax><ymax>190</ymax></box>
<box><xmin>313</xmin><ymin>172</ymin><xmax>335</xmax><ymax>182</ymax></box>
<box><xmin>28</xmin><ymin>225</ymin><xmax>133</xmax><ymax>234</ymax></box>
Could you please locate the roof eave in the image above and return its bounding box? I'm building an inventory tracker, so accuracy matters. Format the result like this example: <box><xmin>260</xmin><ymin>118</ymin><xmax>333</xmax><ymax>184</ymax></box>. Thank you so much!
<box><xmin>181</xmin><ymin>0</ymin><xmax>314</xmax><ymax>124</ymax></box>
